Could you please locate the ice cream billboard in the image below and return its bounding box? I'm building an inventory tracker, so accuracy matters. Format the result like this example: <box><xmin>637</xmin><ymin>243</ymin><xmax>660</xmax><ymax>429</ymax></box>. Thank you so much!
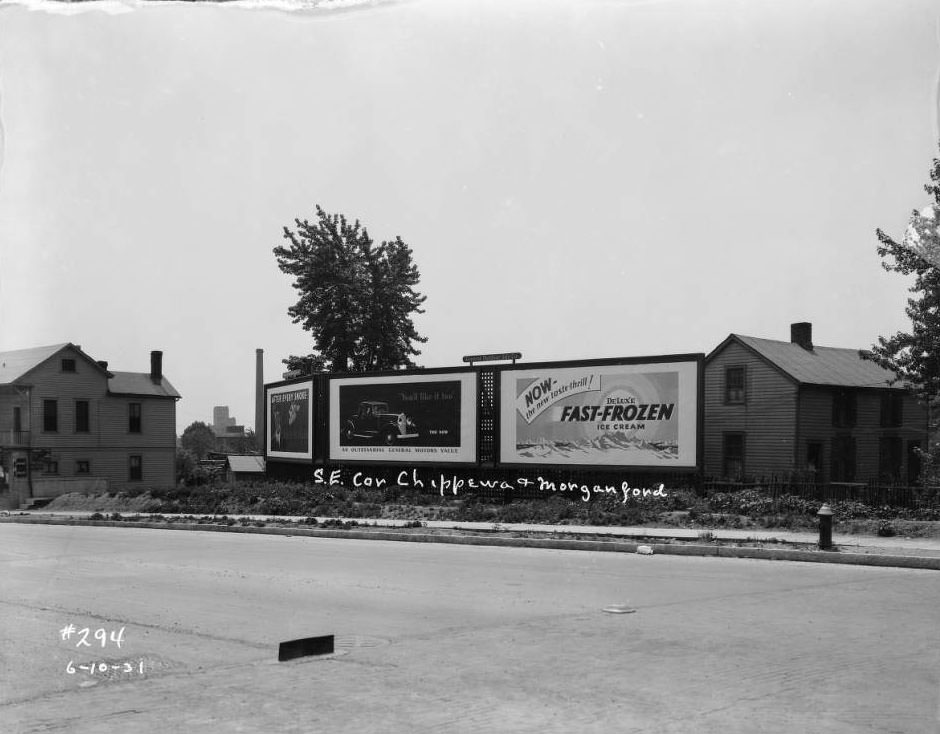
<box><xmin>329</xmin><ymin>371</ymin><xmax>477</xmax><ymax>463</ymax></box>
<box><xmin>267</xmin><ymin>382</ymin><xmax>314</xmax><ymax>460</ymax></box>
<box><xmin>498</xmin><ymin>360</ymin><xmax>699</xmax><ymax>468</ymax></box>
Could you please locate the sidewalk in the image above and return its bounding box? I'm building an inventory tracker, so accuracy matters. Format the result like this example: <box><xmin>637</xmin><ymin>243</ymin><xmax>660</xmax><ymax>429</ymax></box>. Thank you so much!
<box><xmin>8</xmin><ymin>510</ymin><xmax>940</xmax><ymax>563</ymax></box>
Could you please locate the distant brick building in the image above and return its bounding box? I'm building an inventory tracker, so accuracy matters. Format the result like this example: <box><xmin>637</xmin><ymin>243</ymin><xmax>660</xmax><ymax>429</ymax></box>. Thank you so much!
<box><xmin>212</xmin><ymin>405</ymin><xmax>237</xmax><ymax>435</ymax></box>
<box><xmin>0</xmin><ymin>343</ymin><xmax>180</xmax><ymax>508</ymax></box>
<box><xmin>704</xmin><ymin>323</ymin><xmax>927</xmax><ymax>485</ymax></box>
<box><xmin>212</xmin><ymin>405</ymin><xmax>249</xmax><ymax>453</ymax></box>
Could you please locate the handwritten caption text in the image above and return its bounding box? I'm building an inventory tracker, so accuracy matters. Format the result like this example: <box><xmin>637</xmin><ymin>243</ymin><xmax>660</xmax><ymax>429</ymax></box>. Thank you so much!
<box><xmin>313</xmin><ymin>468</ymin><xmax>668</xmax><ymax>503</ymax></box>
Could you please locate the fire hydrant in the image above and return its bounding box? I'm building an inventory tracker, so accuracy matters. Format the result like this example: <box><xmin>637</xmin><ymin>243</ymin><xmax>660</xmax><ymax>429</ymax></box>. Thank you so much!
<box><xmin>817</xmin><ymin>503</ymin><xmax>833</xmax><ymax>550</ymax></box>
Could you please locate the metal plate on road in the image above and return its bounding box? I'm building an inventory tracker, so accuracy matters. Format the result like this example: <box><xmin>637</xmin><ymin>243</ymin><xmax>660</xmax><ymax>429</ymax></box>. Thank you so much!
<box><xmin>602</xmin><ymin>605</ymin><xmax>636</xmax><ymax>614</ymax></box>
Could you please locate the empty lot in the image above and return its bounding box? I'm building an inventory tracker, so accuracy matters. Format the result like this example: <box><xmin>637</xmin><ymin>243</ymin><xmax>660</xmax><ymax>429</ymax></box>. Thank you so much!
<box><xmin>1</xmin><ymin>523</ymin><xmax>938</xmax><ymax>733</ymax></box>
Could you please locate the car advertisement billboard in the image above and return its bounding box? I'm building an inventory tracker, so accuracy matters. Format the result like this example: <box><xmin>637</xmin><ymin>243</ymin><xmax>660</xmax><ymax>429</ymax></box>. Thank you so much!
<box><xmin>498</xmin><ymin>359</ymin><xmax>700</xmax><ymax>468</ymax></box>
<box><xmin>267</xmin><ymin>381</ymin><xmax>314</xmax><ymax>461</ymax></box>
<box><xmin>329</xmin><ymin>372</ymin><xmax>477</xmax><ymax>463</ymax></box>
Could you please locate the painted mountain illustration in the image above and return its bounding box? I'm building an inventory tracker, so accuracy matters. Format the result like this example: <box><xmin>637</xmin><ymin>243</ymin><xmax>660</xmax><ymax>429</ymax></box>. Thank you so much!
<box><xmin>517</xmin><ymin>431</ymin><xmax>679</xmax><ymax>461</ymax></box>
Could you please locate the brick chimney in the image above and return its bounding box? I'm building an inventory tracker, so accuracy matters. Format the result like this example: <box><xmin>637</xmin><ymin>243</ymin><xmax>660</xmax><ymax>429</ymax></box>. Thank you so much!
<box><xmin>150</xmin><ymin>350</ymin><xmax>163</xmax><ymax>383</ymax></box>
<box><xmin>790</xmin><ymin>322</ymin><xmax>813</xmax><ymax>351</ymax></box>
<box><xmin>96</xmin><ymin>360</ymin><xmax>108</xmax><ymax>370</ymax></box>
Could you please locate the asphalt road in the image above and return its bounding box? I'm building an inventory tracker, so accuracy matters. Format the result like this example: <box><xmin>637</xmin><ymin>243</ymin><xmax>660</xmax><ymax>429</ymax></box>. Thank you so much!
<box><xmin>2</xmin><ymin>524</ymin><xmax>939</xmax><ymax>733</ymax></box>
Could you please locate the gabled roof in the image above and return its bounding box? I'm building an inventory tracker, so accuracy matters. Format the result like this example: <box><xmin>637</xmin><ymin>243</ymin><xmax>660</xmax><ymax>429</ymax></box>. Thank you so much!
<box><xmin>227</xmin><ymin>455</ymin><xmax>265</xmax><ymax>473</ymax></box>
<box><xmin>108</xmin><ymin>371</ymin><xmax>181</xmax><ymax>399</ymax></box>
<box><xmin>0</xmin><ymin>342</ymin><xmax>180</xmax><ymax>399</ymax></box>
<box><xmin>709</xmin><ymin>334</ymin><xmax>903</xmax><ymax>389</ymax></box>
<box><xmin>0</xmin><ymin>343</ymin><xmax>109</xmax><ymax>384</ymax></box>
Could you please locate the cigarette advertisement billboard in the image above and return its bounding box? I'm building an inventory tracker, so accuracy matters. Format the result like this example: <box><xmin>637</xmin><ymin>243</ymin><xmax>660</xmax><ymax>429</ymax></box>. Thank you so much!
<box><xmin>499</xmin><ymin>359</ymin><xmax>700</xmax><ymax>468</ymax></box>
<box><xmin>329</xmin><ymin>372</ymin><xmax>477</xmax><ymax>464</ymax></box>
<box><xmin>267</xmin><ymin>381</ymin><xmax>314</xmax><ymax>461</ymax></box>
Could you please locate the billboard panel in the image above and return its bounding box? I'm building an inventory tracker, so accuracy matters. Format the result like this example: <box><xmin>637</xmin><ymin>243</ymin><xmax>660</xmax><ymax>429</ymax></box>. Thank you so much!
<box><xmin>329</xmin><ymin>372</ymin><xmax>477</xmax><ymax>463</ymax></box>
<box><xmin>267</xmin><ymin>381</ymin><xmax>314</xmax><ymax>461</ymax></box>
<box><xmin>499</xmin><ymin>359</ymin><xmax>699</xmax><ymax>468</ymax></box>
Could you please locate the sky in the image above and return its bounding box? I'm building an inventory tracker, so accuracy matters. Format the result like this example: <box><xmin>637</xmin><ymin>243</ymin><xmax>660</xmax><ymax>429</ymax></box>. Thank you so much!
<box><xmin>1</xmin><ymin>0</ymin><xmax>938</xmax><ymax>435</ymax></box>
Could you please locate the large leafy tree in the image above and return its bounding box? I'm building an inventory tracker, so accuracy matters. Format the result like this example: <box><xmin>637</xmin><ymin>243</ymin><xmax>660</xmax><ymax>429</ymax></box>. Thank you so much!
<box><xmin>868</xmin><ymin>153</ymin><xmax>940</xmax><ymax>400</ymax></box>
<box><xmin>274</xmin><ymin>206</ymin><xmax>427</xmax><ymax>373</ymax></box>
<box><xmin>179</xmin><ymin>421</ymin><xmax>217</xmax><ymax>461</ymax></box>
<box><xmin>868</xmin><ymin>152</ymin><xmax>940</xmax><ymax>483</ymax></box>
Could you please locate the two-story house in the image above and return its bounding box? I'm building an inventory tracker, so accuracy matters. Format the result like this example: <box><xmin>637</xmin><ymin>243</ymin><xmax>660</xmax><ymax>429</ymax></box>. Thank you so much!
<box><xmin>704</xmin><ymin>323</ymin><xmax>927</xmax><ymax>485</ymax></box>
<box><xmin>0</xmin><ymin>343</ymin><xmax>181</xmax><ymax>508</ymax></box>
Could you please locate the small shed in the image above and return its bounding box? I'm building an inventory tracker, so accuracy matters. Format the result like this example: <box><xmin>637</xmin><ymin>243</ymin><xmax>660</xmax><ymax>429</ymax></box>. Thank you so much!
<box><xmin>226</xmin><ymin>455</ymin><xmax>265</xmax><ymax>483</ymax></box>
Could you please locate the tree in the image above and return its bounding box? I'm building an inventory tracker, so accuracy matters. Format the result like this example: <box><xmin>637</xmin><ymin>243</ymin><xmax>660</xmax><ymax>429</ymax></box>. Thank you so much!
<box><xmin>282</xmin><ymin>353</ymin><xmax>328</xmax><ymax>376</ymax></box>
<box><xmin>273</xmin><ymin>206</ymin><xmax>427</xmax><ymax>373</ymax></box>
<box><xmin>179</xmin><ymin>421</ymin><xmax>217</xmax><ymax>461</ymax></box>
<box><xmin>868</xmin><ymin>151</ymin><xmax>940</xmax><ymax>484</ymax></box>
<box><xmin>227</xmin><ymin>428</ymin><xmax>261</xmax><ymax>455</ymax></box>
<box><xmin>175</xmin><ymin>448</ymin><xmax>197</xmax><ymax>484</ymax></box>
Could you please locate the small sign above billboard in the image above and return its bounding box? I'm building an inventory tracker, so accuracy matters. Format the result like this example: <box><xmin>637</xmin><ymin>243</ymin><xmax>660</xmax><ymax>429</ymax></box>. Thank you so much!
<box><xmin>462</xmin><ymin>352</ymin><xmax>522</xmax><ymax>365</ymax></box>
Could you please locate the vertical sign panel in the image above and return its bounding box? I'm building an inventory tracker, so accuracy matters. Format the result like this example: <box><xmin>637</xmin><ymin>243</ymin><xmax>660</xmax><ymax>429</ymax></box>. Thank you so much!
<box><xmin>267</xmin><ymin>381</ymin><xmax>314</xmax><ymax>461</ymax></box>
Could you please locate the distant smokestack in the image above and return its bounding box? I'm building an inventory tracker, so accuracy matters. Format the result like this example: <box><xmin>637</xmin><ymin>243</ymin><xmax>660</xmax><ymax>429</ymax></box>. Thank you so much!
<box><xmin>255</xmin><ymin>349</ymin><xmax>264</xmax><ymax>446</ymax></box>
<box><xmin>150</xmin><ymin>350</ymin><xmax>163</xmax><ymax>383</ymax></box>
<box><xmin>790</xmin><ymin>322</ymin><xmax>813</xmax><ymax>351</ymax></box>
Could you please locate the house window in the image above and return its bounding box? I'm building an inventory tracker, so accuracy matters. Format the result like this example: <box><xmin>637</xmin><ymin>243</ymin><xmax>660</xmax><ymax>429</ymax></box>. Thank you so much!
<box><xmin>831</xmin><ymin>435</ymin><xmax>856</xmax><ymax>482</ymax></box>
<box><xmin>722</xmin><ymin>433</ymin><xmax>745</xmax><ymax>480</ymax></box>
<box><xmin>13</xmin><ymin>406</ymin><xmax>21</xmax><ymax>433</ymax></box>
<box><xmin>879</xmin><ymin>436</ymin><xmax>903</xmax><ymax>482</ymax></box>
<box><xmin>129</xmin><ymin>403</ymin><xmax>141</xmax><ymax>433</ymax></box>
<box><xmin>806</xmin><ymin>441</ymin><xmax>823</xmax><ymax>477</ymax></box>
<box><xmin>832</xmin><ymin>390</ymin><xmax>857</xmax><ymax>428</ymax></box>
<box><xmin>76</xmin><ymin>400</ymin><xmax>90</xmax><ymax>433</ymax></box>
<box><xmin>129</xmin><ymin>455</ymin><xmax>142</xmax><ymax>481</ymax></box>
<box><xmin>43</xmin><ymin>460</ymin><xmax>59</xmax><ymax>475</ymax></box>
<box><xmin>725</xmin><ymin>367</ymin><xmax>746</xmax><ymax>404</ymax></box>
<box><xmin>880</xmin><ymin>392</ymin><xmax>903</xmax><ymax>427</ymax></box>
<box><xmin>43</xmin><ymin>400</ymin><xmax>58</xmax><ymax>432</ymax></box>
<box><xmin>76</xmin><ymin>460</ymin><xmax>90</xmax><ymax>474</ymax></box>
<box><xmin>61</xmin><ymin>358</ymin><xmax>76</xmax><ymax>373</ymax></box>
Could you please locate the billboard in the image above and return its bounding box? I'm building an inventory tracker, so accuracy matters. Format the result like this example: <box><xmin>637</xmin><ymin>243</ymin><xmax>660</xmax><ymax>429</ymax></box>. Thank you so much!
<box><xmin>329</xmin><ymin>372</ymin><xmax>477</xmax><ymax>463</ymax></box>
<box><xmin>266</xmin><ymin>381</ymin><xmax>314</xmax><ymax>461</ymax></box>
<box><xmin>498</xmin><ymin>359</ymin><xmax>700</xmax><ymax>468</ymax></box>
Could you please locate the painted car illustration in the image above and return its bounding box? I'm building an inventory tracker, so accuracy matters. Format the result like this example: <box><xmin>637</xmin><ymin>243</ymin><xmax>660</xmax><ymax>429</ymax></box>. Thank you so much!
<box><xmin>342</xmin><ymin>400</ymin><xmax>419</xmax><ymax>445</ymax></box>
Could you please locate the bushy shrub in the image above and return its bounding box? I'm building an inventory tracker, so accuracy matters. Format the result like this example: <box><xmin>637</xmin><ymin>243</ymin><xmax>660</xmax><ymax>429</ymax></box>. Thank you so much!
<box><xmin>89</xmin><ymin>476</ymin><xmax>937</xmax><ymax>533</ymax></box>
<box><xmin>830</xmin><ymin>501</ymin><xmax>876</xmax><ymax>521</ymax></box>
<box><xmin>877</xmin><ymin>520</ymin><xmax>896</xmax><ymax>537</ymax></box>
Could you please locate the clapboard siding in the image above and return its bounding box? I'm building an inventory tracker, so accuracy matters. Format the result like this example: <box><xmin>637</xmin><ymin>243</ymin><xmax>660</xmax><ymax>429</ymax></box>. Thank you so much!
<box><xmin>1</xmin><ymin>344</ymin><xmax>178</xmax><ymax>499</ymax></box>
<box><xmin>704</xmin><ymin>341</ymin><xmax>797</xmax><ymax>479</ymax></box>
<box><xmin>98</xmin><ymin>397</ymin><xmax>177</xmax><ymax>448</ymax></box>
<box><xmin>799</xmin><ymin>386</ymin><xmax>927</xmax><ymax>483</ymax></box>
<box><xmin>35</xmin><ymin>447</ymin><xmax>176</xmax><ymax>490</ymax></box>
<box><xmin>26</xmin><ymin>345</ymin><xmax>110</xmax><ymax>445</ymax></box>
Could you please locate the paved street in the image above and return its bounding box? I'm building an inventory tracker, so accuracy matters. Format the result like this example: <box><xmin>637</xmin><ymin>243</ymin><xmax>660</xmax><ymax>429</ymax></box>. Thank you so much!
<box><xmin>2</xmin><ymin>524</ymin><xmax>939</xmax><ymax>733</ymax></box>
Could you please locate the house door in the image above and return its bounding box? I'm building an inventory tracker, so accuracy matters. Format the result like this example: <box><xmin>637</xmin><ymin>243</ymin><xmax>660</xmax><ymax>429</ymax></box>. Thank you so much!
<box><xmin>907</xmin><ymin>441</ymin><xmax>922</xmax><ymax>485</ymax></box>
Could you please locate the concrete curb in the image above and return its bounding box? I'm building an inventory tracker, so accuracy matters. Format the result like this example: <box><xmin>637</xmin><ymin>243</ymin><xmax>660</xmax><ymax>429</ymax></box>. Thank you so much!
<box><xmin>4</xmin><ymin>516</ymin><xmax>940</xmax><ymax>570</ymax></box>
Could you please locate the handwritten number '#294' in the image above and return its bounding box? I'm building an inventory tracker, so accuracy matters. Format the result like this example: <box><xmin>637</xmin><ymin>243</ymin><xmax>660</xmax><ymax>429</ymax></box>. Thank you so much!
<box><xmin>64</xmin><ymin>626</ymin><xmax>126</xmax><ymax>648</ymax></box>
<box><xmin>78</xmin><ymin>627</ymin><xmax>125</xmax><ymax>648</ymax></box>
